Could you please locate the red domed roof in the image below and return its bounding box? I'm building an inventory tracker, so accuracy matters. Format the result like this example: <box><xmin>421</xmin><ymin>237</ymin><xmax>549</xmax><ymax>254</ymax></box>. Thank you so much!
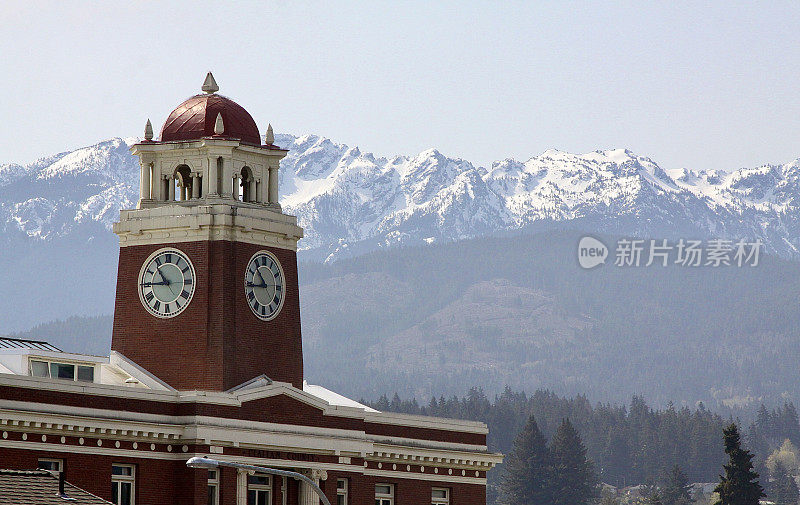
<box><xmin>160</xmin><ymin>93</ymin><xmax>262</xmax><ymax>145</ymax></box>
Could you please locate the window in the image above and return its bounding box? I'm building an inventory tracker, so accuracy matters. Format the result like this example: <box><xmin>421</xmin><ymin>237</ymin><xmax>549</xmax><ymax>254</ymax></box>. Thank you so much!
<box><xmin>30</xmin><ymin>359</ymin><xmax>94</xmax><ymax>382</ymax></box>
<box><xmin>247</xmin><ymin>474</ymin><xmax>271</xmax><ymax>505</ymax></box>
<box><xmin>37</xmin><ymin>459</ymin><xmax>63</xmax><ymax>477</ymax></box>
<box><xmin>337</xmin><ymin>478</ymin><xmax>348</xmax><ymax>505</ymax></box>
<box><xmin>77</xmin><ymin>365</ymin><xmax>94</xmax><ymax>381</ymax></box>
<box><xmin>432</xmin><ymin>488</ymin><xmax>450</xmax><ymax>505</ymax></box>
<box><xmin>208</xmin><ymin>470</ymin><xmax>219</xmax><ymax>505</ymax></box>
<box><xmin>111</xmin><ymin>464</ymin><xmax>135</xmax><ymax>505</ymax></box>
<box><xmin>375</xmin><ymin>483</ymin><xmax>394</xmax><ymax>505</ymax></box>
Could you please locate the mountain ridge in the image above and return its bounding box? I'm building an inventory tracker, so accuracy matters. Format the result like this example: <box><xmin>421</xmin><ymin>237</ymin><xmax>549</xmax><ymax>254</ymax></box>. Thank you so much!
<box><xmin>3</xmin><ymin>134</ymin><xmax>800</xmax><ymax>261</ymax></box>
<box><xmin>2</xmin><ymin>134</ymin><xmax>800</xmax><ymax>332</ymax></box>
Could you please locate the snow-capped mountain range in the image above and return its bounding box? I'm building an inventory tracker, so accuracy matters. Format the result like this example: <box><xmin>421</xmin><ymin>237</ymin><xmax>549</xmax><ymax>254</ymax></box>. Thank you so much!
<box><xmin>3</xmin><ymin>134</ymin><xmax>800</xmax><ymax>261</ymax></box>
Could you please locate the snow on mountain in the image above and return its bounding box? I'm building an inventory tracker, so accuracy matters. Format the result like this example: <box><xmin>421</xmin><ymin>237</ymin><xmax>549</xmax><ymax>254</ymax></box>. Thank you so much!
<box><xmin>0</xmin><ymin>138</ymin><xmax>139</xmax><ymax>241</ymax></box>
<box><xmin>3</xmin><ymin>134</ymin><xmax>800</xmax><ymax>261</ymax></box>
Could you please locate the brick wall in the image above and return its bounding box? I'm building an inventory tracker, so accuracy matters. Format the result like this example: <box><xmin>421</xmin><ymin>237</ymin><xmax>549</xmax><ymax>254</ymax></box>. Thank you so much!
<box><xmin>111</xmin><ymin>240</ymin><xmax>303</xmax><ymax>391</ymax></box>
<box><xmin>0</xmin><ymin>446</ymin><xmax>205</xmax><ymax>504</ymax></box>
<box><xmin>0</xmin><ymin>445</ymin><xmax>487</xmax><ymax>504</ymax></box>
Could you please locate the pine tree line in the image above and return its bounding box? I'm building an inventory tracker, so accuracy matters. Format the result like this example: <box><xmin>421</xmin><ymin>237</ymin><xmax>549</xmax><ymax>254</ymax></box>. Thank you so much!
<box><xmin>367</xmin><ymin>387</ymin><xmax>800</xmax><ymax>491</ymax></box>
<box><xmin>748</xmin><ymin>403</ymin><xmax>800</xmax><ymax>457</ymax></box>
<box><xmin>498</xmin><ymin>416</ymin><xmax>598</xmax><ymax>505</ymax></box>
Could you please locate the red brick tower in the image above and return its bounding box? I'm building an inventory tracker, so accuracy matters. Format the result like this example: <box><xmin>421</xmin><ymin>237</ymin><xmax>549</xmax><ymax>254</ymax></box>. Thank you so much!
<box><xmin>111</xmin><ymin>73</ymin><xmax>304</xmax><ymax>391</ymax></box>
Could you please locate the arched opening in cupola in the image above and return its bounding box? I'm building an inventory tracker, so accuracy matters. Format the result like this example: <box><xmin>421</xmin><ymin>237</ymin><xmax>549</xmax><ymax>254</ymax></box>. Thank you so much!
<box><xmin>174</xmin><ymin>165</ymin><xmax>193</xmax><ymax>201</ymax></box>
<box><xmin>239</xmin><ymin>166</ymin><xmax>254</xmax><ymax>202</ymax></box>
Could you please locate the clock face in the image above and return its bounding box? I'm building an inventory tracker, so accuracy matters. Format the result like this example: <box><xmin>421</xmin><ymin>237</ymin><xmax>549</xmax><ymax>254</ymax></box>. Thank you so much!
<box><xmin>138</xmin><ymin>248</ymin><xmax>196</xmax><ymax>318</ymax></box>
<box><xmin>244</xmin><ymin>251</ymin><xmax>285</xmax><ymax>321</ymax></box>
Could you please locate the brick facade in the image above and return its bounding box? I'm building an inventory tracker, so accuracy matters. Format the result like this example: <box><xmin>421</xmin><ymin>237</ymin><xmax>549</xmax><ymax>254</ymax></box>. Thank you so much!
<box><xmin>1</xmin><ymin>78</ymin><xmax>500</xmax><ymax>504</ymax></box>
<box><xmin>112</xmin><ymin>240</ymin><xmax>303</xmax><ymax>391</ymax></box>
<box><xmin>0</xmin><ymin>444</ymin><xmax>486</xmax><ymax>505</ymax></box>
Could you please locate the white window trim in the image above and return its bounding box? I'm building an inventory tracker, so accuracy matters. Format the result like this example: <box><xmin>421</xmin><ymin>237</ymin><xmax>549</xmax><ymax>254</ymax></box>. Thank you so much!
<box><xmin>37</xmin><ymin>458</ymin><xmax>63</xmax><ymax>476</ymax></box>
<box><xmin>208</xmin><ymin>469</ymin><xmax>220</xmax><ymax>505</ymax></box>
<box><xmin>375</xmin><ymin>483</ymin><xmax>394</xmax><ymax>505</ymax></box>
<box><xmin>29</xmin><ymin>357</ymin><xmax>95</xmax><ymax>382</ymax></box>
<box><xmin>432</xmin><ymin>487</ymin><xmax>450</xmax><ymax>505</ymax></box>
<box><xmin>111</xmin><ymin>464</ymin><xmax>136</xmax><ymax>505</ymax></box>
<box><xmin>337</xmin><ymin>478</ymin><xmax>348</xmax><ymax>505</ymax></box>
<box><xmin>247</xmin><ymin>474</ymin><xmax>272</xmax><ymax>505</ymax></box>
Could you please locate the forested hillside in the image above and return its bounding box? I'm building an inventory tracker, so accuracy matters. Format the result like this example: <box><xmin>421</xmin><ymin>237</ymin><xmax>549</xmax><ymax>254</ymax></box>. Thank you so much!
<box><xmin>13</xmin><ymin>229</ymin><xmax>800</xmax><ymax>408</ymax></box>
<box><xmin>300</xmin><ymin>229</ymin><xmax>800</xmax><ymax>407</ymax></box>
<box><xmin>368</xmin><ymin>388</ymin><xmax>800</xmax><ymax>503</ymax></box>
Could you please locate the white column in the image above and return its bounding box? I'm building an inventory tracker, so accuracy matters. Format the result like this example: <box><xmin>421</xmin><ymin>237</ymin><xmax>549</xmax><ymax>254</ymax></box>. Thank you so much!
<box><xmin>249</xmin><ymin>178</ymin><xmax>257</xmax><ymax>203</ymax></box>
<box><xmin>236</xmin><ymin>470</ymin><xmax>247</xmax><ymax>505</ymax></box>
<box><xmin>192</xmin><ymin>173</ymin><xmax>201</xmax><ymax>199</ymax></box>
<box><xmin>209</xmin><ymin>157</ymin><xmax>219</xmax><ymax>195</ymax></box>
<box><xmin>159</xmin><ymin>175</ymin><xmax>168</xmax><ymax>201</ymax></box>
<box><xmin>268</xmin><ymin>165</ymin><xmax>279</xmax><ymax>204</ymax></box>
<box><xmin>299</xmin><ymin>469</ymin><xmax>327</xmax><ymax>505</ymax></box>
<box><xmin>168</xmin><ymin>175</ymin><xmax>175</xmax><ymax>201</ymax></box>
<box><xmin>231</xmin><ymin>173</ymin><xmax>240</xmax><ymax>200</ymax></box>
<box><xmin>139</xmin><ymin>162</ymin><xmax>151</xmax><ymax>201</ymax></box>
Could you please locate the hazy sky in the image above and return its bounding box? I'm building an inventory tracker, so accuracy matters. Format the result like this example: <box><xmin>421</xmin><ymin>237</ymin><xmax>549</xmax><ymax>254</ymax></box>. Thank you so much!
<box><xmin>2</xmin><ymin>1</ymin><xmax>800</xmax><ymax>171</ymax></box>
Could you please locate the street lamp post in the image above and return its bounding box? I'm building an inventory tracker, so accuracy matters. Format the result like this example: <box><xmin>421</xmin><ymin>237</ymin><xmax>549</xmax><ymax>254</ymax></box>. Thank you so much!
<box><xmin>186</xmin><ymin>456</ymin><xmax>331</xmax><ymax>505</ymax></box>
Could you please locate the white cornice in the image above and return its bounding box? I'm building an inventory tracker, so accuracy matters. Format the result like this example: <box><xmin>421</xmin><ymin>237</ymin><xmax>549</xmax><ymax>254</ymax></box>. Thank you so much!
<box><xmin>364</xmin><ymin>411</ymin><xmax>488</xmax><ymax>434</ymax></box>
<box><xmin>363</xmin><ymin>468</ymin><xmax>487</xmax><ymax>484</ymax></box>
<box><xmin>114</xmin><ymin>203</ymin><xmax>303</xmax><ymax>250</ymax></box>
<box><xmin>0</xmin><ymin>374</ymin><xmax>489</xmax><ymax>435</ymax></box>
<box><xmin>131</xmin><ymin>139</ymin><xmax>287</xmax><ymax>157</ymax></box>
<box><xmin>0</xmin><ymin>401</ymin><xmax>502</xmax><ymax>467</ymax></box>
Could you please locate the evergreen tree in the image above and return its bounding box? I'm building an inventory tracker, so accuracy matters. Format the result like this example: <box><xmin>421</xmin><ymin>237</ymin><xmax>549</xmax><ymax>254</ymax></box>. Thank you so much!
<box><xmin>498</xmin><ymin>414</ymin><xmax>552</xmax><ymax>505</ymax></box>
<box><xmin>550</xmin><ymin>419</ymin><xmax>599</xmax><ymax>505</ymax></box>
<box><xmin>714</xmin><ymin>423</ymin><xmax>765</xmax><ymax>505</ymax></box>
<box><xmin>769</xmin><ymin>462</ymin><xmax>799</xmax><ymax>505</ymax></box>
<box><xmin>661</xmin><ymin>465</ymin><xmax>692</xmax><ymax>505</ymax></box>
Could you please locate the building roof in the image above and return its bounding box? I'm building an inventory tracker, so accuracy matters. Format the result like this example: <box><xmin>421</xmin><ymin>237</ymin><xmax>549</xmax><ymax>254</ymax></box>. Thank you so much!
<box><xmin>303</xmin><ymin>381</ymin><xmax>379</xmax><ymax>412</ymax></box>
<box><xmin>0</xmin><ymin>469</ymin><xmax>112</xmax><ymax>504</ymax></box>
<box><xmin>160</xmin><ymin>93</ymin><xmax>263</xmax><ymax>146</ymax></box>
<box><xmin>0</xmin><ymin>337</ymin><xmax>61</xmax><ymax>352</ymax></box>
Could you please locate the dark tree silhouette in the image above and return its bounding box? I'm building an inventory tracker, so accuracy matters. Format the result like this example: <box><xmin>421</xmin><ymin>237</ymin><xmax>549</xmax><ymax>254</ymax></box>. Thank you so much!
<box><xmin>550</xmin><ymin>419</ymin><xmax>599</xmax><ymax>505</ymax></box>
<box><xmin>661</xmin><ymin>464</ymin><xmax>692</xmax><ymax>505</ymax></box>
<box><xmin>498</xmin><ymin>415</ymin><xmax>552</xmax><ymax>505</ymax></box>
<box><xmin>714</xmin><ymin>423</ymin><xmax>764</xmax><ymax>505</ymax></box>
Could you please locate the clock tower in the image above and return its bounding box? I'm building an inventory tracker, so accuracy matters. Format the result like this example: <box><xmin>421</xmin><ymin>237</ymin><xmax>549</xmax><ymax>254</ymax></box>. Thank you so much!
<box><xmin>111</xmin><ymin>73</ymin><xmax>304</xmax><ymax>391</ymax></box>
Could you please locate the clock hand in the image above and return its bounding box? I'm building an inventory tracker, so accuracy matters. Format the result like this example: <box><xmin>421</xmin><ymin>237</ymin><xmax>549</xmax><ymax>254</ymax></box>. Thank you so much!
<box><xmin>141</xmin><ymin>281</ymin><xmax>168</xmax><ymax>286</ymax></box>
<box><xmin>155</xmin><ymin>266</ymin><xmax>170</xmax><ymax>286</ymax></box>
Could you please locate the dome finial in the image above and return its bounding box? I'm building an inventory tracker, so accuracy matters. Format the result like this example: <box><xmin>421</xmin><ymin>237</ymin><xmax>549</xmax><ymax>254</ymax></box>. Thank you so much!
<box><xmin>265</xmin><ymin>123</ymin><xmax>274</xmax><ymax>144</ymax></box>
<box><xmin>202</xmin><ymin>72</ymin><xmax>219</xmax><ymax>94</ymax></box>
<box><xmin>214</xmin><ymin>113</ymin><xmax>225</xmax><ymax>135</ymax></box>
<box><xmin>144</xmin><ymin>119</ymin><xmax>154</xmax><ymax>141</ymax></box>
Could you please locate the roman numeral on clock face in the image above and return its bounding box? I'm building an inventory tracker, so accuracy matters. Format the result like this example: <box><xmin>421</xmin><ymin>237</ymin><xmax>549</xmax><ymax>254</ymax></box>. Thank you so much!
<box><xmin>245</xmin><ymin>252</ymin><xmax>285</xmax><ymax>321</ymax></box>
<box><xmin>140</xmin><ymin>249</ymin><xmax>196</xmax><ymax>318</ymax></box>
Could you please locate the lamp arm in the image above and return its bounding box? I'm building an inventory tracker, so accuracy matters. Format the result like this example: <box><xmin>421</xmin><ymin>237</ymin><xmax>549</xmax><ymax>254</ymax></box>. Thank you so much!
<box><xmin>186</xmin><ymin>457</ymin><xmax>331</xmax><ymax>505</ymax></box>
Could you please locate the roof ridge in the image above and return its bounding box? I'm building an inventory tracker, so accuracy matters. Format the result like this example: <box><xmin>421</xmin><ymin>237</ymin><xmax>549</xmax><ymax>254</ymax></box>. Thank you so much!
<box><xmin>0</xmin><ymin>468</ymin><xmax>52</xmax><ymax>475</ymax></box>
<box><xmin>0</xmin><ymin>336</ymin><xmax>54</xmax><ymax>345</ymax></box>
